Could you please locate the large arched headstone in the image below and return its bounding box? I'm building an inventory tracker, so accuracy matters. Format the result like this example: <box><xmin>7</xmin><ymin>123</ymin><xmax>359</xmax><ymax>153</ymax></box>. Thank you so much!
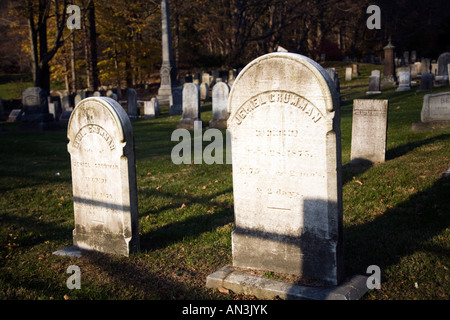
<box><xmin>226</xmin><ymin>52</ymin><xmax>344</xmax><ymax>285</ymax></box>
<box><xmin>62</xmin><ymin>97</ymin><xmax>139</xmax><ymax>257</ymax></box>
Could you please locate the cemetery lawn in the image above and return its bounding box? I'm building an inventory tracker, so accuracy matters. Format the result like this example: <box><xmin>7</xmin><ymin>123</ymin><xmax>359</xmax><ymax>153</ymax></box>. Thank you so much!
<box><xmin>1</xmin><ymin>63</ymin><xmax>449</xmax><ymax>300</ymax></box>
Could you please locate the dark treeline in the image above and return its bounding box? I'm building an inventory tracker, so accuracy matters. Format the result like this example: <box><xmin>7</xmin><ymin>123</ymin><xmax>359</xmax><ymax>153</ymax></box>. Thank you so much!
<box><xmin>1</xmin><ymin>0</ymin><xmax>449</xmax><ymax>92</ymax></box>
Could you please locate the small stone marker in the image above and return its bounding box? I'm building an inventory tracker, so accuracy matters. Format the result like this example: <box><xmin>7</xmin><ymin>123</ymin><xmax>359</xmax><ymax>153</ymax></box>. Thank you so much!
<box><xmin>351</xmin><ymin>99</ymin><xmax>389</xmax><ymax>164</ymax></box>
<box><xmin>421</xmin><ymin>92</ymin><xmax>450</xmax><ymax>122</ymax></box>
<box><xmin>8</xmin><ymin>109</ymin><xmax>22</xmax><ymax>122</ymax></box>
<box><xmin>21</xmin><ymin>87</ymin><xmax>53</xmax><ymax>123</ymax></box>
<box><xmin>144</xmin><ymin>99</ymin><xmax>157</xmax><ymax>119</ymax></box>
<box><xmin>417</xmin><ymin>73</ymin><xmax>434</xmax><ymax>92</ymax></box>
<box><xmin>200</xmin><ymin>82</ymin><xmax>210</xmax><ymax>101</ymax></box>
<box><xmin>366</xmin><ymin>75</ymin><xmax>381</xmax><ymax>95</ymax></box>
<box><xmin>209</xmin><ymin>82</ymin><xmax>230</xmax><ymax>129</ymax></box>
<box><xmin>222</xmin><ymin>52</ymin><xmax>345</xmax><ymax>285</ymax></box>
<box><xmin>55</xmin><ymin>97</ymin><xmax>140</xmax><ymax>257</ymax></box>
<box><xmin>396</xmin><ymin>71</ymin><xmax>411</xmax><ymax>91</ymax></box>
<box><xmin>345</xmin><ymin>67</ymin><xmax>352</xmax><ymax>81</ymax></box>
<box><xmin>127</xmin><ymin>88</ymin><xmax>139</xmax><ymax>119</ymax></box>
<box><xmin>177</xmin><ymin>83</ymin><xmax>202</xmax><ymax>129</ymax></box>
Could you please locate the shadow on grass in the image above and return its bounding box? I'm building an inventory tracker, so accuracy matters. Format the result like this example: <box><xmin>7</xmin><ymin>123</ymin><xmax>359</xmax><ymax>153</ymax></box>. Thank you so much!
<box><xmin>386</xmin><ymin>133</ymin><xmax>450</xmax><ymax>161</ymax></box>
<box><xmin>343</xmin><ymin>173</ymin><xmax>450</xmax><ymax>279</ymax></box>
<box><xmin>139</xmin><ymin>187</ymin><xmax>234</xmax><ymax>251</ymax></box>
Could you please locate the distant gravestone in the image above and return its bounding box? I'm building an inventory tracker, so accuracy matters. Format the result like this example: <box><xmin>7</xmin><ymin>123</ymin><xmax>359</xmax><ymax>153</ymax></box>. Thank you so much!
<box><xmin>371</xmin><ymin>70</ymin><xmax>381</xmax><ymax>77</ymax></box>
<box><xmin>127</xmin><ymin>88</ymin><xmax>139</xmax><ymax>119</ymax></box>
<box><xmin>7</xmin><ymin>109</ymin><xmax>22</xmax><ymax>122</ymax></box>
<box><xmin>421</xmin><ymin>92</ymin><xmax>450</xmax><ymax>122</ymax></box>
<box><xmin>345</xmin><ymin>67</ymin><xmax>352</xmax><ymax>81</ymax></box>
<box><xmin>352</xmin><ymin>64</ymin><xmax>359</xmax><ymax>76</ymax></box>
<box><xmin>420</xmin><ymin>58</ymin><xmax>431</xmax><ymax>74</ymax></box>
<box><xmin>221</xmin><ymin>52</ymin><xmax>345</xmax><ymax>286</ymax></box>
<box><xmin>169</xmin><ymin>86</ymin><xmax>183</xmax><ymax>115</ymax></box>
<box><xmin>209</xmin><ymin>82</ymin><xmax>230</xmax><ymax>129</ymax></box>
<box><xmin>351</xmin><ymin>99</ymin><xmax>389</xmax><ymax>164</ymax></box>
<box><xmin>325</xmin><ymin>68</ymin><xmax>341</xmax><ymax>98</ymax></box>
<box><xmin>144</xmin><ymin>98</ymin><xmax>159</xmax><ymax>119</ymax></box>
<box><xmin>177</xmin><ymin>83</ymin><xmax>202</xmax><ymax>129</ymax></box>
<box><xmin>56</xmin><ymin>97</ymin><xmax>140</xmax><ymax>257</ymax></box>
<box><xmin>21</xmin><ymin>87</ymin><xmax>53</xmax><ymax>123</ymax></box>
<box><xmin>417</xmin><ymin>73</ymin><xmax>434</xmax><ymax>92</ymax></box>
<box><xmin>366</xmin><ymin>76</ymin><xmax>381</xmax><ymax>95</ymax></box>
<box><xmin>74</xmin><ymin>94</ymin><xmax>82</xmax><ymax>106</ymax></box>
<box><xmin>396</xmin><ymin>71</ymin><xmax>411</xmax><ymax>91</ymax></box>
<box><xmin>200</xmin><ymin>82</ymin><xmax>210</xmax><ymax>101</ymax></box>
<box><xmin>435</xmin><ymin>53</ymin><xmax>450</xmax><ymax>86</ymax></box>
<box><xmin>93</xmin><ymin>91</ymin><xmax>101</xmax><ymax>97</ymax></box>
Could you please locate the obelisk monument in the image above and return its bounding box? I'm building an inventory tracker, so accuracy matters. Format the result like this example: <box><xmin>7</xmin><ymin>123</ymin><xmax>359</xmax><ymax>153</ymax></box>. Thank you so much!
<box><xmin>157</xmin><ymin>0</ymin><xmax>181</xmax><ymax>114</ymax></box>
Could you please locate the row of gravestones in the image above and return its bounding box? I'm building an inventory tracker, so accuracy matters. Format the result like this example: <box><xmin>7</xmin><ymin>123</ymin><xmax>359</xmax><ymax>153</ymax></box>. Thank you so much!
<box><xmin>51</xmin><ymin>52</ymin><xmax>450</xmax><ymax>299</ymax></box>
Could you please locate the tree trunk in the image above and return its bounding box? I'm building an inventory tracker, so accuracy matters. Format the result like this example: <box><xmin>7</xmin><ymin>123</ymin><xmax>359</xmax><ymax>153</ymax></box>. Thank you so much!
<box><xmin>86</xmin><ymin>0</ymin><xmax>99</xmax><ymax>91</ymax></box>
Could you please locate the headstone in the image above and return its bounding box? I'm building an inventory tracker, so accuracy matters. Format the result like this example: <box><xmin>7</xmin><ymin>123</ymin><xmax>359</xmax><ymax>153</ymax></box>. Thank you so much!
<box><xmin>414</xmin><ymin>62</ymin><xmax>422</xmax><ymax>75</ymax></box>
<box><xmin>7</xmin><ymin>109</ymin><xmax>22</xmax><ymax>122</ymax></box>
<box><xmin>420</xmin><ymin>92</ymin><xmax>450</xmax><ymax>122</ymax></box>
<box><xmin>60</xmin><ymin>97</ymin><xmax>139</xmax><ymax>257</ymax></box>
<box><xmin>144</xmin><ymin>98</ymin><xmax>159</xmax><ymax>119</ymax></box>
<box><xmin>222</xmin><ymin>52</ymin><xmax>345</xmax><ymax>286</ymax></box>
<box><xmin>411</xmin><ymin>63</ymin><xmax>419</xmax><ymax>79</ymax></box>
<box><xmin>411</xmin><ymin>51</ymin><xmax>417</xmax><ymax>63</ymax></box>
<box><xmin>431</xmin><ymin>63</ymin><xmax>438</xmax><ymax>76</ymax></box>
<box><xmin>352</xmin><ymin>64</ymin><xmax>359</xmax><ymax>77</ymax></box>
<box><xmin>74</xmin><ymin>94</ymin><xmax>82</xmax><ymax>106</ymax></box>
<box><xmin>48</xmin><ymin>101</ymin><xmax>62</xmax><ymax>121</ymax></box>
<box><xmin>110</xmin><ymin>93</ymin><xmax>118</xmax><ymax>101</ymax></box>
<box><xmin>127</xmin><ymin>88</ymin><xmax>139</xmax><ymax>119</ymax></box>
<box><xmin>157</xmin><ymin>0</ymin><xmax>179</xmax><ymax>112</ymax></box>
<box><xmin>403</xmin><ymin>51</ymin><xmax>409</xmax><ymax>65</ymax></box>
<box><xmin>382</xmin><ymin>39</ymin><xmax>396</xmax><ymax>85</ymax></box>
<box><xmin>200</xmin><ymin>82</ymin><xmax>210</xmax><ymax>101</ymax></box>
<box><xmin>106</xmin><ymin>90</ymin><xmax>114</xmax><ymax>97</ymax></box>
<box><xmin>417</xmin><ymin>73</ymin><xmax>434</xmax><ymax>92</ymax></box>
<box><xmin>209</xmin><ymin>82</ymin><xmax>230</xmax><ymax>129</ymax></box>
<box><xmin>371</xmin><ymin>70</ymin><xmax>381</xmax><ymax>77</ymax></box>
<box><xmin>59</xmin><ymin>110</ymin><xmax>72</xmax><ymax>126</ymax></box>
<box><xmin>21</xmin><ymin>87</ymin><xmax>54</xmax><ymax>126</ymax></box>
<box><xmin>396</xmin><ymin>72</ymin><xmax>411</xmax><ymax>91</ymax></box>
<box><xmin>170</xmin><ymin>86</ymin><xmax>183</xmax><ymax>114</ymax></box>
<box><xmin>412</xmin><ymin>92</ymin><xmax>450</xmax><ymax>131</ymax></box>
<box><xmin>420</xmin><ymin>58</ymin><xmax>431</xmax><ymax>74</ymax></box>
<box><xmin>351</xmin><ymin>99</ymin><xmax>389</xmax><ymax>164</ymax></box>
<box><xmin>435</xmin><ymin>53</ymin><xmax>450</xmax><ymax>86</ymax></box>
<box><xmin>177</xmin><ymin>83</ymin><xmax>202</xmax><ymax>129</ymax></box>
<box><xmin>366</xmin><ymin>76</ymin><xmax>381</xmax><ymax>95</ymax></box>
<box><xmin>93</xmin><ymin>91</ymin><xmax>101</xmax><ymax>97</ymax></box>
<box><xmin>116</xmin><ymin>87</ymin><xmax>122</xmax><ymax>100</ymax></box>
<box><xmin>345</xmin><ymin>67</ymin><xmax>352</xmax><ymax>81</ymax></box>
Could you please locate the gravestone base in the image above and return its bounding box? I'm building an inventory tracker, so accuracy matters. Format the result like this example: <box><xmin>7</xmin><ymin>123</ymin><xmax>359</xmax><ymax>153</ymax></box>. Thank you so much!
<box><xmin>206</xmin><ymin>266</ymin><xmax>369</xmax><ymax>300</ymax></box>
<box><xmin>433</xmin><ymin>75</ymin><xmax>449</xmax><ymax>87</ymax></box>
<box><xmin>366</xmin><ymin>90</ymin><xmax>381</xmax><ymax>95</ymax></box>
<box><xmin>411</xmin><ymin>120</ymin><xmax>450</xmax><ymax>132</ymax></box>
<box><xmin>53</xmin><ymin>246</ymin><xmax>84</xmax><ymax>258</ymax></box>
<box><xmin>208</xmin><ymin>119</ymin><xmax>227</xmax><ymax>130</ymax></box>
<box><xmin>177</xmin><ymin>118</ymin><xmax>204</xmax><ymax>130</ymax></box>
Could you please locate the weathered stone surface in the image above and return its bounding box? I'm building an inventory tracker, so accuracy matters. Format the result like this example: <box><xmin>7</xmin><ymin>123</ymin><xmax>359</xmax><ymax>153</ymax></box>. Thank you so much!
<box><xmin>177</xmin><ymin>83</ymin><xmax>202</xmax><ymax>129</ymax></box>
<box><xmin>65</xmin><ymin>97</ymin><xmax>139</xmax><ymax>257</ymax></box>
<box><xmin>206</xmin><ymin>265</ymin><xmax>369</xmax><ymax>300</ymax></box>
<box><xmin>127</xmin><ymin>88</ymin><xmax>139</xmax><ymax>119</ymax></box>
<box><xmin>351</xmin><ymin>99</ymin><xmax>389</xmax><ymax>164</ymax></box>
<box><xmin>420</xmin><ymin>92</ymin><xmax>450</xmax><ymax>122</ymax></box>
<box><xmin>227</xmin><ymin>52</ymin><xmax>344</xmax><ymax>285</ymax></box>
<box><xmin>209</xmin><ymin>82</ymin><xmax>230</xmax><ymax>129</ymax></box>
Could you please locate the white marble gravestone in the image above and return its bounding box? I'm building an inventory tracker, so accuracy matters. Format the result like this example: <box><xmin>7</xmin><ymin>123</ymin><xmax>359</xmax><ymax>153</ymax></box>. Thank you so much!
<box><xmin>177</xmin><ymin>83</ymin><xmax>202</xmax><ymax>129</ymax></box>
<box><xmin>420</xmin><ymin>92</ymin><xmax>450</xmax><ymax>122</ymax></box>
<box><xmin>351</xmin><ymin>99</ymin><xmax>389</xmax><ymax>164</ymax></box>
<box><xmin>225</xmin><ymin>52</ymin><xmax>344</xmax><ymax>285</ymax></box>
<box><xmin>209</xmin><ymin>82</ymin><xmax>230</xmax><ymax>129</ymax></box>
<box><xmin>57</xmin><ymin>97</ymin><xmax>140</xmax><ymax>257</ymax></box>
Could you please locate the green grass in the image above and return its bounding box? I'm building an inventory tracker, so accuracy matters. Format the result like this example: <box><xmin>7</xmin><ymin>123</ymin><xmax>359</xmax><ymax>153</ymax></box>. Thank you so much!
<box><xmin>1</xmin><ymin>63</ymin><xmax>449</xmax><ymax>300</ymax></box>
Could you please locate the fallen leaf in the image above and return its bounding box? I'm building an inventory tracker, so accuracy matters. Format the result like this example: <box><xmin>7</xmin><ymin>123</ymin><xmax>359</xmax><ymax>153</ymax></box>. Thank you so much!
<box><xmin>202</xmin><ymin>185</ymin><xmax>207</xmax><ymax>190</ymax></box>
<box><xmin>180</xmin><ymin>203</ymin><xmax>187</xmax><ymax>209</ymax></box>
<box><xmin>59</xmin><ymin>196</ymin><xmax>64</xmax><ymax>201</ymax></box>
<box><xmin>145</xmin><ymin>215</ymin><xmax>150</xmax><ymax>220</ymax></box>
<box><xmin>218</xmin><ymin>287</ymin><xmax>229</xmax><ymax>294</ymax></box>
<box><xmin>156</xmin><ymin>186</ymin><xmax>162</xmax><ymax>191</ymax></box>
<box><xmin>64</xmin><ymin>294</ymin><xmax>69</xmax><ymax>300</ymax></box>
<box><xmin>147</xmin><ymin>172</ymin><xmax>152</xmax><ymax>176</ymax></box>
<box><xmin>355</xmin><ymin>180</ymin><xmax>363</xmax><ymax>185</ymax></box>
